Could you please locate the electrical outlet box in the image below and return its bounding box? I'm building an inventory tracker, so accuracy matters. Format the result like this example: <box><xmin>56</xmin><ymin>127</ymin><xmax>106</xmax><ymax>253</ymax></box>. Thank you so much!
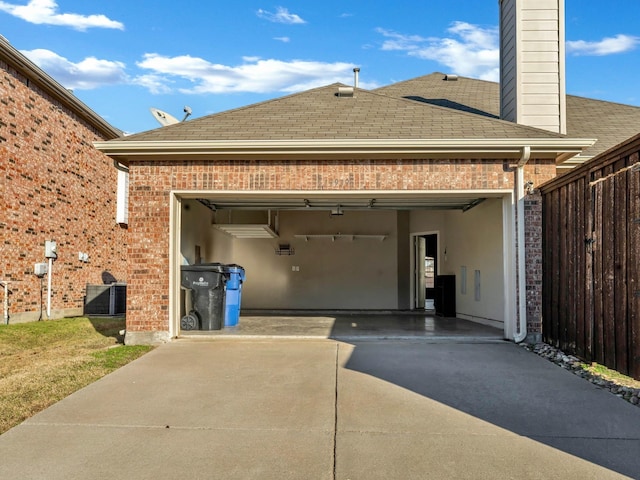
<box><xmin>34</xmin><ymin>262</ymin><xmax>48</xmax><ymax>277</ymax></box>
<box><xmin>45</xmin><ymin>240</ymin><xmax>57</xmax><ymax>259</ymax></box>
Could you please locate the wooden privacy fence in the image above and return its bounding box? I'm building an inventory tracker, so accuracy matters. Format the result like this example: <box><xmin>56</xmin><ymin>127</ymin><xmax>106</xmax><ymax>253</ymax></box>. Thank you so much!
<box><xmin>541</xmin><ymin>133</ymin><xmax>640</xmax><ymax>380</ymax></box>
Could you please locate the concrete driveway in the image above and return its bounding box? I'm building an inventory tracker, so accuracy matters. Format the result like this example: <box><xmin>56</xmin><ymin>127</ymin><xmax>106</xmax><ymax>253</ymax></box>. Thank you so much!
<box><xmin>1</xmin><ymin>338</ymin><xmax>639</xmax><ymax>479</ymax></box>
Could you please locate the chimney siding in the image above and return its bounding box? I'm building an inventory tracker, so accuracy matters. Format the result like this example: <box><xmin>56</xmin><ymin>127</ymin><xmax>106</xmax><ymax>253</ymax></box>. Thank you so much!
<box><xmin>500</xmin><ymin>0</ymin><xmax>566</xmax><ymax>134</ymax></box>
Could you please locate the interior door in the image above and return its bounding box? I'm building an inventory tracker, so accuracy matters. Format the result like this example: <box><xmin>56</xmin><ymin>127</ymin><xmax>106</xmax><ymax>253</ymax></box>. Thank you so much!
<box><xmin>415</xmin><ymin>236</ymin><xmax>426</xmax><ymax>309</ymax></box>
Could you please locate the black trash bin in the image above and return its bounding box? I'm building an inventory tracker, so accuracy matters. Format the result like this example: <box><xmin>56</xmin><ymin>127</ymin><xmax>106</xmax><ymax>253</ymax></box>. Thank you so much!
<box><xmin>180</xmin><ymin>264</ymin><xmax>227</xmax><ymax>330</ymax></box>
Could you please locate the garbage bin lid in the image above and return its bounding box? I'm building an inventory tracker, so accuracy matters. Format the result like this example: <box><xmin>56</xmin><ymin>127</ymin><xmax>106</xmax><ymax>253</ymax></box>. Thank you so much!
<box><xmin>180</xmin><ymin>263</ymin><xmax>226</xmax><ymax>273</ymax></box>
<box><xmin>225</xmin><ymin>264</ymin><xmax>244</xmax><ymax>272</ymax></box>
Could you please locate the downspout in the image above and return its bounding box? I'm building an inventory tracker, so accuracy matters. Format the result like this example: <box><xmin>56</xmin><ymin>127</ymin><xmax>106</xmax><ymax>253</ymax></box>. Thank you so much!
<box><xmin>0</xmin><ymin>281</ymin><xmax>9</xmax><ymax>324</ymax></box>
<box><xmin>47</xmin><ymin>258</ymin><xmax>53</xmax><ymax>319</ymax></box>
<box><xmin>113</xmin><ymin>159</ymin><xmax>129</xmax><ymax>173</ymax></box>
<box><xmin>514</xmin><ymin>146</ymin><xmax>531</xmax><ymax>343</ymax></box>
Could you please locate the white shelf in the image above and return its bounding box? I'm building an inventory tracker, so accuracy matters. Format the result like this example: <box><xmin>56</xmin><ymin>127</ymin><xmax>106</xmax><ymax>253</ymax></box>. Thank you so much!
<box><xmin>214</xmin><ymin>224</ymin><xmax>278</xmax><ymax>239</ymax></box>
<box><xmin>294</xmin><ymin>234</ymin><xmax>386</xmax><ymax>242</ymax></box>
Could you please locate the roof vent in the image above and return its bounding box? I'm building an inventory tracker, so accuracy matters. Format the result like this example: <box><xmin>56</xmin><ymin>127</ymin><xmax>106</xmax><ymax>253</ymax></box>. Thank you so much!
<box><xmin>443</xmin><ymin>74</ymin><xmax>458</xmax><ymax>81</ymax></box>
<box><xmin>337</xmin><ymin>86</ymin><xmax>354</xmax><ymax>97</ymax></box>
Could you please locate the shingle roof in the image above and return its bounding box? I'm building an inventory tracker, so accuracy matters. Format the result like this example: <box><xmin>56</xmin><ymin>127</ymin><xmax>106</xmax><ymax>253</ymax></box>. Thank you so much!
<box><xmin>375</xmin><ymin>73</ymin><xmax>640</xmax><ymax>158</ymax></box>
<box><xmin>122</xmin><ymin>82</ymin><xmax>565</xmax><ymax>143</ymax></box>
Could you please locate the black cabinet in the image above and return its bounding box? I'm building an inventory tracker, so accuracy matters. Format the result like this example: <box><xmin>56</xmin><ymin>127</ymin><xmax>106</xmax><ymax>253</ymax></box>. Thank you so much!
<box><xmin>435</xmin><ymin>275</ymin><xmax>456</xmax><ymax>317</ymax></box>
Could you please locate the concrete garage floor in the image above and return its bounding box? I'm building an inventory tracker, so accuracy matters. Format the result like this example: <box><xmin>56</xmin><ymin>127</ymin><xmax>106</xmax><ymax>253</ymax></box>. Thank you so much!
<box><xmin>181</xmin><ymin>311</ymin><xmax>504</xmax><ymax>341</ymax></box>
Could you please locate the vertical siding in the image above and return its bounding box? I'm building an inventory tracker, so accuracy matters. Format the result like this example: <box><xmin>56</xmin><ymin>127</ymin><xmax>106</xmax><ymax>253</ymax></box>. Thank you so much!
<box><xmin>499</xmin><ymin>0</ymin><xmax>565</xmax><ymax>133</ymax></box>
<box><xmin>541</xmin><ymin>133</ymin><xmax>640</xmax><ymax>380</ymax></box>
<box><xmin>500</xmin><ymin>0</ymin><xmax>518</xmax><ymax>123</ymax></box>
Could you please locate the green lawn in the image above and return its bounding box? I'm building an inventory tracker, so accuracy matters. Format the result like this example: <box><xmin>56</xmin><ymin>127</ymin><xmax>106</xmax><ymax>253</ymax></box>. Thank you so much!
<box><xmin>0</xmin><ymin>317</ymin><xmax>152</xmax><ymax>434</ymax></box>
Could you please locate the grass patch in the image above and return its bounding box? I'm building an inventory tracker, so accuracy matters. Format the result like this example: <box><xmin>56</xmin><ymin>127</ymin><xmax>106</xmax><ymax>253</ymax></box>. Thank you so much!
<box><xmin>581</xmin><ymin>362</ymin><xmax>640</xmax><ymax>389</ymax></box>
<box><xmin>0</xmin><ymin>317</ymin><xmax>152</xmax><ymax>434</ymax></box>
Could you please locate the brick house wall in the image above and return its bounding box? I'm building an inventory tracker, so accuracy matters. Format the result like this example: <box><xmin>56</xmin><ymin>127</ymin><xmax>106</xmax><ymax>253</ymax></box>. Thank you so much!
<box><xmin>0</xmin><ymin>58</ymin><xmax>127</xmax><ymax>322</ymax></box>
<box><xmin>524</xmin><ymin>194</ymin><xmax>544</xmax><ymax>340</ymax></box>
<box><xmin>125</xmin><ymin>158</ymin><xmax>555</xmax><ymax>339</ymax></box>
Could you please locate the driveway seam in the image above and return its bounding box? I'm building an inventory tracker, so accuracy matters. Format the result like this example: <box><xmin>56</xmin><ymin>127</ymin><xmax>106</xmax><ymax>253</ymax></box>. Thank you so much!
<box><xmin>333</xmin><ymin>342</ymin><xmax>339</xmax><ymax>480</ymax></box>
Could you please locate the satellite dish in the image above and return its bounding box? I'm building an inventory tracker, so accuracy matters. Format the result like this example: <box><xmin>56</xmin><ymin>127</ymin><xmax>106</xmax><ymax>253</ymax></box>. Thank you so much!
<box><xmin>149</xmin><ymin>107</ymin><xmax>179</xmax><ymax>127</ymax></box>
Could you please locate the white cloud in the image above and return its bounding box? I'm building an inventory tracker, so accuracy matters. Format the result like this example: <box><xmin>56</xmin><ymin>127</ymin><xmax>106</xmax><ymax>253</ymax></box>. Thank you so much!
<box><xmin>378</xmin><ymin>22</ymin><xmax>639</xmax><ymax>80</ymax></box>
<box><xmin>256</xmin><ymin>7</ymin><xmax>306</xmax><ymax>24</ymax></box>
<box><xmin>22</xmin><ymin>49</ymin><xmax>128</xmax><ymax>89</ymax></box>
<box><xmin>566</xmin><ymin>34</ymin><xmax>640</xmax><ymax>56</ymax></box>
<box><xmin>377</xmin><ymin>22</ymin><xmax>499</xmax><ymax>80</ymax></box>
<box><xmin>136</xmin><ymin>53</ymin><xmax>356</xmax><ymax>94</ymax></box>
<box><xmin>0</xmin><ymin>0</ymin><xmax>123</xmax><ymax>31</ymax></box>
<box><xmin>274</xmin><ymin>36</ymin><xmax>290</xmax><ymax>43</ymax></box>
<box><xmin>134</xmin><ymin>74</ymin><xmax>173</xmax><ymax>95</ymax></box>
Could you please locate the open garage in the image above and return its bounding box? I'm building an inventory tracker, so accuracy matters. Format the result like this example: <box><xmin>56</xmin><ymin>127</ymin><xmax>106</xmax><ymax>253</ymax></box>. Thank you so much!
<box><xmin>176</xmin><ymin>190</ymin><xmax>514</xmax><ymax>335</ymax></box>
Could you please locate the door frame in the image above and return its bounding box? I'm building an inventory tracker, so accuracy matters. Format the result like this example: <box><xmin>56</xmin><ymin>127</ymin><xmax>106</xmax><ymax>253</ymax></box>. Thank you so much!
<box><xmin>410</xmin><ymin>231</ymin><xmax>440</xmax><ymax>311</ymax></box>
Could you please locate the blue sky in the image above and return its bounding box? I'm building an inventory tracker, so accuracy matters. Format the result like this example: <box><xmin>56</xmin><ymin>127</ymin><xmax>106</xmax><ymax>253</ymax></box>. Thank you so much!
<box><xmin>1</xmin><ymin>0</ymin><xmax>639</xmax><ymax>134</ymax></box>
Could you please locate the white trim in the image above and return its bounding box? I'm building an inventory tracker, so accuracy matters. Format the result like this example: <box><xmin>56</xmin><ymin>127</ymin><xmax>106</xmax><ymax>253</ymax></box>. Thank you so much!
<box><xmin>169</xmin><ymin>192</ymin><xmax>181</xmax><ymax>339</ymax></box>
<box><xmin>409</xmin><ymin>230</ymin><xmax>440</xmax><ymax>311</ymax></box>
<box><xmin>502</xmin><ymin>193</ymin><xmax>517</xmax><ymax>340</ymax></box>
<box><xmin>94</xmin><ymin>138</ymin><xmax>595</xmax><ymax>163</ymax></box>
<box><xmin>175</xmin><ymin>188</ymin><xmax>513</xmax><ymax>200</ymax></box>
<box><xmin>172</xmin><ymin>189</ymin><xmax>517</xmax><ymax>338</ymax></box>
<box><xmin>558</xmin><ymin>0</ymin><xmax>567</xmax><ymax>135</ymax></box>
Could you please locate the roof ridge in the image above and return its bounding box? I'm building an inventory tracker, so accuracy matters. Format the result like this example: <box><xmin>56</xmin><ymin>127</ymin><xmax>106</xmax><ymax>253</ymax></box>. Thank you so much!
<box><xmin>370</xmin><ymin>77</ymin><xmax>566</xmax><ymax>138</ymax></box>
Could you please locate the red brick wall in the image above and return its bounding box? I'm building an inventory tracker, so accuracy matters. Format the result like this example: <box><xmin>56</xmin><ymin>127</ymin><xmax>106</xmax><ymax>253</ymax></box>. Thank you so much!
<box><xmin>126</xmin><ymin>159</ymin><xmax>556</xmax><ymax>335</ymax></box>
<box><xmin>0</xmin><ymin>60</ymin><xmax>127</xmax><ymax>321</ymax></box>
<box><xmin>525</xmin><ymin>193</ymin><xmax>544</xmax><ymax>337</ymax></box>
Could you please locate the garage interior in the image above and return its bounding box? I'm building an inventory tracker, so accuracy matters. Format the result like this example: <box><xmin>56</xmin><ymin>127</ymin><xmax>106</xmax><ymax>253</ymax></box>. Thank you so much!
<box><xmin>176</xmin><ymin>191</ymin><xmax>513</xmax><ymax>339</ymax></box>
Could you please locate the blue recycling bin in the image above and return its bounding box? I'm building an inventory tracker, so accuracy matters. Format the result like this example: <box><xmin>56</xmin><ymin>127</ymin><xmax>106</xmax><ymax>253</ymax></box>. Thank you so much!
<box><xmin>223</xmin><ymin>264</ymin><xmax>245</xmax><ymax>327</ymax></box>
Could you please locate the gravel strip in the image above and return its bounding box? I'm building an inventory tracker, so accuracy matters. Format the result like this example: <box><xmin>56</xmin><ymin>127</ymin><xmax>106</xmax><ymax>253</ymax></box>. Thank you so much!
<box><xmin>521</xmin><ymin>342</ymin><xmax>640</xmax><ymax>407</ymax></box>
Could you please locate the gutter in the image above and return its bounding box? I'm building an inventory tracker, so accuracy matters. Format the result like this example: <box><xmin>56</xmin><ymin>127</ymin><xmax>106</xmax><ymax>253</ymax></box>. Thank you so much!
<box><xmin>514</xmin><ymin>146</ymin><xmax>531</xmax><ymax>343</ymax></box>
<box><xmin>93</xmin><ymin>138</ymin><xmax>596</xmax><ymax>162</ymax></box>
<box><xmin>113</xmin><ymin>159</ymin><xmax>129</xmax><ymax>173</ymax></box>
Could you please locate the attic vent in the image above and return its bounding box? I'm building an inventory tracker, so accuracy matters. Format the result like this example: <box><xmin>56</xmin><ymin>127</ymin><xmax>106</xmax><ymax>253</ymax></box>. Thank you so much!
<box><xmin>337</xmin><ymin>86</ymin><xmax>354</xmax><ymax>97</ymax></box>
<box><xmin>443</xmin><ymin>74</ymin><xmax>458</xmax><ymax>81</ymax></box>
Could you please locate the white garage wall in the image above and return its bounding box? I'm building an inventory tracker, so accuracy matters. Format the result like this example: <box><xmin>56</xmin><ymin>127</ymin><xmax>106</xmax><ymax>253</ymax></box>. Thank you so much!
<box><xmin>180</xmin><ymin>200</ymin><xmax>214</xmax><ymax>265</ymax></box>
<box><xmin>209</xmin><ymin>210</ymin><xmax>399</xmax><ymax>310</ymax></box>
<box><xmin>443</xmin><ymin>198</ymin><xmax>505</xmax><ymax>326</ymax></box>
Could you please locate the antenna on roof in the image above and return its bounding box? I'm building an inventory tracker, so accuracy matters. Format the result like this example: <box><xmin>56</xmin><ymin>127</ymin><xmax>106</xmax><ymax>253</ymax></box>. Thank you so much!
<box><xmin>182</xmin><ymin>106</ymin><xmax>192</xmax><ymax>122</ymax></box>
